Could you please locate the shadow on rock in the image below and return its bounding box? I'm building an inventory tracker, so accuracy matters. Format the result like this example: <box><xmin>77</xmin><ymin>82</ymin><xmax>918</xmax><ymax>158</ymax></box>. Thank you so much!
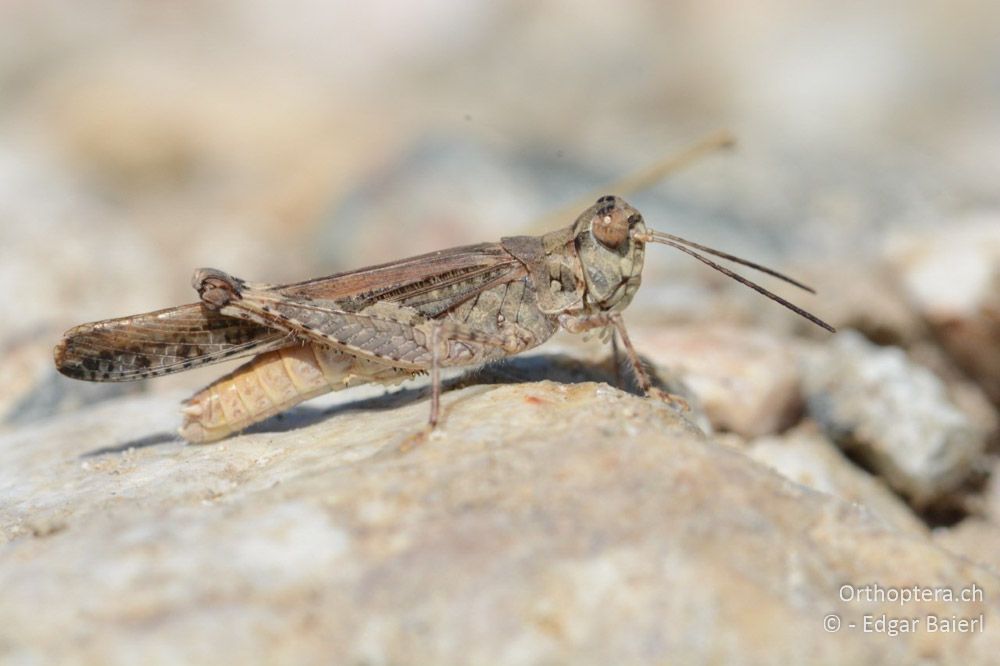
<box><xmin>243</xmin><ymin>351</ymin><xmax>672</xmax><ymax>438</ymax></box>
<box><xmin>81</xmin><ymin>431</ymin><xmax>180</xmax><ymax>458</ymax></box>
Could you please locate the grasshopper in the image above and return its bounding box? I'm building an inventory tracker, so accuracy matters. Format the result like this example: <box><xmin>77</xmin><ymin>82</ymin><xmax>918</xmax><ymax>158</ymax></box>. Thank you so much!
<box><xmin>54</xmin><ymin>194</ymin><xmax>833</xmax><ymax>442</ymax></box>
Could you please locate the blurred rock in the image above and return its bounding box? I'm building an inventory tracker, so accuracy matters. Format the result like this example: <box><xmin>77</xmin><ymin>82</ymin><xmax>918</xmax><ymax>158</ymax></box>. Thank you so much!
<box><xmin>0</xmin><ymin>333</ymin><xmax>143</xmax><ymax>429</ymax></box>
<box><xmin>2</xmin><ymin>1</ymin><xmax>1000</xmax><ymax>661</ymax></box>
<box><xmin>886</xmin><ymin>214</ymin><xmax>1000</xmax><ymax>405</ymax></box>
<box><xmin>507</xmin><ymin>337</ymin><xmax>713</xmax><ymax>435</ymax></box>
<box><xmin>2</xmin><ymin>382</ymin><xmax>998</xmax><ymax>664</ymax></box>
<box><xmin>907</xmin><ymin>341</ymin><xmax>1000</xmax><ymax>450</ymax></box>
<box><xmin>0</xmin><ymin>147</ymin><xmax>172</xmax><ymax>337</ymax></box>
<box><xmin>632</xmin><ymin>325</ymin><xmax>802</xmax><ymax>437</ymax></box>
<box><xmin>934</xmin><ymin>519</ymin><xmax>1000</xmax><ymax>575</ymax></box>
<box><xmin>980</xmin><ymin>462</ymin><xmax>1000</xmax><ymax>529</ymax></box>
<box><xmin>801</xmin><ymin>331</ymin><xmax>986</xmax><ymax>506</ymax></box>
<box><xmin>747</xmin><ymin>423</ymin><xmax>926</xmax><ymax>535</ymax></box>
<box><xmin>800</xmin><ymin>260</ymin><xmax>928</xmax><ymax>346</ymax></box>
<box><xmin>53</xmin><ymin>58</ymin><xmax>399</xmax><ymax>237</ymax></box>
<box><xmin>316</xmin><ymin>136</ymin><xmax>612</xmax><ymax>268</ymax></box>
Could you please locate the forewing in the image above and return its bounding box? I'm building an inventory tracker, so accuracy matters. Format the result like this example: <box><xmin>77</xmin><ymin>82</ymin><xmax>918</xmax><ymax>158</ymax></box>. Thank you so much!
<box><xmin>58</xmin><ymin>242</ymin><xmax>527</xmax><ymax>382</ymax></box>
<box><xmin>205</xmin><ymin>242</ymin><xmax>529</xmax><ymax>368</ymax></box>
<box><xmin>277</xmin><ymin>242</ymin><xmax>525</xmax><ymax>317</ymax></box>
<box><xmin>55</xmin><ymin>303</ymin><xmax>288</xmax><ymax>382</ymax></box>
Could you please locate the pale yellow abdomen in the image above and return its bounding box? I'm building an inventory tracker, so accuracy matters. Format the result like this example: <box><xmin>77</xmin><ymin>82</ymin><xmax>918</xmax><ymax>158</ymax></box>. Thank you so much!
<box><xmin>179</xmin><ymin>345</ymin><xmax>414</xmax><ymax>442</ymax></box>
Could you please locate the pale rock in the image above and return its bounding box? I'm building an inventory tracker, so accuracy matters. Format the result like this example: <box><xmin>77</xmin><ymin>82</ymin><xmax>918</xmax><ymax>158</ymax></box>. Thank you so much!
<box><xmin>801</xmin><ymin>331</ymin><xmax>986</xmax><ymax>505</ymax></box>
<box><xmin>631</xmin><ymin>325</ymin><xmax>802</xmax><ymax>437</ymax></box>
<box><xmin>979</xmin><ymin>463</ymin><xmax>1000</xmax><ymax>529</ymax></box>
<box><xmin>906</xmin><ymin>342</ymin><xmax>999</xmax><ymax>447</ymax></box>
<box><xmin>511</xmin><ymin>337</ymin><xmax>713</xmax><ymax>434</ymax></box>
<box><xmin>317</xmin><ymin>138</ymin><xmax>573</xmax><ymax>268</ymax></box>
<box><xmin>0</xmin><ymin>335</ymin><xmax>142</xmax><ymax>428</ymax></box>
<box><xmin>796</xmin><ymin>260</ymin><xmax>928</xmax><ymax>345</ymax></box>
<box><xmin>885</xmin><ymin>214</ymin><xmax>1000</xmax><ymax>404</ymax></box>
<box><xmin>934</xmin><ymin>519</ymin><xmax>1000</xmax><ymax>575</ymax></box>
<box><xmin>747</xmin><ymin>423</ymin><xmax>926</xmax><ymax>535</ymax></box>
<box><xmin>2</xmin><ymin>382</ymin><xmax>998</xmax><ymax>664</ymax></box>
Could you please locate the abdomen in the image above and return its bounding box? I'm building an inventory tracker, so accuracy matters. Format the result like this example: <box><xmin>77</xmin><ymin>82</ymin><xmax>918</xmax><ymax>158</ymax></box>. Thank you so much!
<box><xmin>179</xmin><ymin>345</ymin><xmax>415</xmax><ymax>442</ymax></box>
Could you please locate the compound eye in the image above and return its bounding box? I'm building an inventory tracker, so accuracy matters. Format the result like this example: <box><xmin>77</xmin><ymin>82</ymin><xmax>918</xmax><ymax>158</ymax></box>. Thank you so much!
<box><xmin>592</xmin><ymin>207</ymin><xmax>629</xmax><ymax>248</ymax></box>
<box><xmin>627</xmin><ymin>213</ymin><xmax>642</xmax><ymax>226</ymax></box>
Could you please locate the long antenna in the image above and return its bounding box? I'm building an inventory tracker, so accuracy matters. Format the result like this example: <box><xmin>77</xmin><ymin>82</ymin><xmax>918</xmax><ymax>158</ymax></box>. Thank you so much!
<box><xmin>634</xmin><ymin>230</ymin><xmax>836</xmax><ymax>333</ymax></box>
<box><xmin>648</xmin><ymin>230</ymin><xmax>815</xmax><ymax>293</ymax></box>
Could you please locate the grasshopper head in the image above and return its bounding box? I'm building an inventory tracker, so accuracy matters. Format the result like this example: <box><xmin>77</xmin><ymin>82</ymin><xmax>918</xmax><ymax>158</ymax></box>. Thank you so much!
<box><xmin>570</xmin><ymin>193</ymin><xmax>834</xmax><ymax>332</ymax></box>
<box><xmin>573</xmin><ymin>195</ymin><xmax>647</xmax><ymax>311</ymax></box>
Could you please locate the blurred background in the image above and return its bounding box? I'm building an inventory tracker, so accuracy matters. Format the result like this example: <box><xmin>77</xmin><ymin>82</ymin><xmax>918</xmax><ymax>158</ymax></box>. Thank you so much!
<box><xmin>1</xmin><ymin>0</ymin><xmax>999</xmax><ymax>420</ymax></box>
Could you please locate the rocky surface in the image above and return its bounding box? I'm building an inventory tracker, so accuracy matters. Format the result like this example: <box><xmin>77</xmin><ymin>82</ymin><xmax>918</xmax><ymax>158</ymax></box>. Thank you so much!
<box><xmin>744</xmin><ymin>424</ymin><xmax>927</xmax><ymax>536</ymax></box>
<box><xmin>3</xmin><ymin>2</ymin><xmax>1000</xmax><ymax>663</ymax></box>
<box><xmin>2</xmin><ymin>380</ymin><xmax>999</xmax><ymax>665</ymax></box>
<box><xmin>632</xmin><ymin>325</ymin><xmax>802</xmax><ymax>437</ymax></box>
<box><xmin>934</xmin><ymin>519</ymin><xmax>1000</xmax><ymax>577</ymax></box>
<box><xmin>801</xmin><ymin>331</ymin><xmax>987</xmax><ymax>506</ymax></box>
<box><xmin>800</xmin><ymin>261</ymin><xmax>929</xmax><ymax>347</ymax></box>
<box><xmin>0</xmin><ymin>336</ymin><xmax>144</xmax><ymax>428</ymax></box>
<box><xmin>885</xmin><ymin>215</ymin><xmax>1000</xmax><ymax>406</ymax></box>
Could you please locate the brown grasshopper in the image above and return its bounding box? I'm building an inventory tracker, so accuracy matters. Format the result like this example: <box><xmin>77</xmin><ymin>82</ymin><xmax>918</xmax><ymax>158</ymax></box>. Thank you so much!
<box><xmin>55</xmin><ymin>195</ymin><xmax>833</xmax><ymax>442</ymax></box>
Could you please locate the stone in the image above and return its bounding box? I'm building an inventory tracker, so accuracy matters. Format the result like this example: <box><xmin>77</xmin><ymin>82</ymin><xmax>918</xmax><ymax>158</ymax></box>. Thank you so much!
<box><xmin>746</xmin><ymin>423</ymin><xmax>926</xmax><ymax>535</ymax></box>
<box><xmin>801</xmin><ymin>330</ymin><xmax>986</xmax><ymax>506</ymax></box>
<box><xmin>2</xmin><ymin>380</ymin><xmax>998</xmax><ymax>664</ymax></box>
<box><xmin>978</xmin><ymin>462</ymin><xmax>1000</xmax><ymax>530</ymax></box>
<box><xmin>631</xmin><ymin>325</ymin><xmax>802</xmax><ymax>437</ymax></box>
<box><xmin>885</xmin><ymin>214</ymin><xmax>1000</xmax><ymax>404</ymax></box>
<box><xmin>796</xmin><ymin>261</ymin><xmax>928</xmax><ymax>346</ymax></box>
<box><xmin>905</xmin><ymin>342</ymin><xmax>999</xmax><ymax>448</ymax></box>
<box><xmin>0</xmin><ymin>335</ymin><xmax>142</xmax><ymax>429</ymax></box>
<box><xmin>934</xmin><ymin>519</ymin><xmax>1000</xmax><ymax>575</ymax></box>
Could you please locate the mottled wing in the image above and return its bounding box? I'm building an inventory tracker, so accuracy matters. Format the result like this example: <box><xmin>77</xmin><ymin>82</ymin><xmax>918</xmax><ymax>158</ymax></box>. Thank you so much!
<box><xmin>57</xmin><ymin>242</ymin><xmax>527</xmax><ymax>382</ymax></box>
<box><xmin>55</xmin><ymin>303</ymin><xmax>288</xmax><ymax>382</ymax></box>
<box><xmin>277</xmin><ymin>242</ymin><xmax>524</xmax><ymax>317</ymax></box>
<box><xmin>209</xmin><ymin>242</ymin><xmax>529</xmax><ymax>367</ymax></box>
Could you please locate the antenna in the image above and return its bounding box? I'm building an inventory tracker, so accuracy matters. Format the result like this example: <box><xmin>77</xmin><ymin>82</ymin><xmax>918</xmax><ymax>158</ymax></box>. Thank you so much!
<box><xmin>633</xmin><ymin>229</ymin><xmax>835</xmax><ymax>333</ymax></box>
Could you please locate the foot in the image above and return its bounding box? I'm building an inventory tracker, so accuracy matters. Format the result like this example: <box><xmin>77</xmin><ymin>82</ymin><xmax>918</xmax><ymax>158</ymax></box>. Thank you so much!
<box><xmin>648</xmin><ymin>386</ymin><xmax>690</xmax><ymax>412</ymax></box>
